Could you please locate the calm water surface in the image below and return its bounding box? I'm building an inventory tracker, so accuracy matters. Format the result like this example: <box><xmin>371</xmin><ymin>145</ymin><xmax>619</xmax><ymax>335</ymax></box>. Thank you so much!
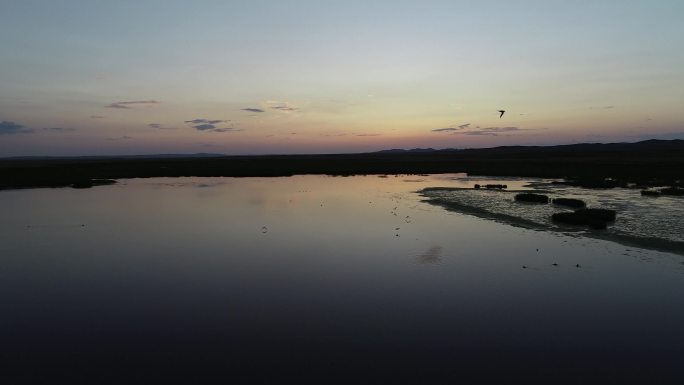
<box><xmin>1</xmin><ymin>175</ymin><xmax>683</xmax><ymax>383</ymax></box>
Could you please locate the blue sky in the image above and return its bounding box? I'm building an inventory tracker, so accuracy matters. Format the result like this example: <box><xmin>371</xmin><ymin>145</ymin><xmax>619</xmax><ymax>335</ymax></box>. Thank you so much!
<box><xmin>1</xmin><ymin>0</ymin><xmax>683</xmax><ymax>155</ymax></box>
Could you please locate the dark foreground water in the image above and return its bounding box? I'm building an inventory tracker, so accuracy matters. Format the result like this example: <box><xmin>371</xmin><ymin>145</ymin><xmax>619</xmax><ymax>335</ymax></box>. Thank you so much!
<box><xmin>1</xmin><ymin>175</ymin><xmax>682</xmax><ymax>384</ymax></box>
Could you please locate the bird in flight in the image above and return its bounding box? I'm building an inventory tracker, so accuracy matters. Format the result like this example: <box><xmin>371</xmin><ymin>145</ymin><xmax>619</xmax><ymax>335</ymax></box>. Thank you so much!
<box><xmin>498</xmin><ymin>110</ymin><xmax>506</xmax><ymax>118</ymax></box>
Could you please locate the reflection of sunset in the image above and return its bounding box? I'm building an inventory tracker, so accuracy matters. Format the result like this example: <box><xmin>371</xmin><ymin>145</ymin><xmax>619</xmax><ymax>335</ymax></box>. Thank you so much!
<box><xmin>3</xmin><ymin>176</ymin><xmax>684</xmax><ymax>382</ymax></box>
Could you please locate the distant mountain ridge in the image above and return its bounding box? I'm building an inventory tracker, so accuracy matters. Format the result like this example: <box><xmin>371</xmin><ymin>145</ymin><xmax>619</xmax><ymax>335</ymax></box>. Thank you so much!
<box><xmin>1</xmin><ymin>139</ymin><xmax>682</xmax><ymax>190</ymax></box>
<box><xmin>1</xmin><ymin>153</ymin><xmax>226</xmax><ymax>160</ymax></box>
<box><xmin>375</xmin><ymin>148</ymin><xmax>437</xmax><ymax>154</ymax></box>
<box><xmin>370</xmin><ymin>139</ymin><xmax>684</xmax><ymax>155</ymax></box>
<box><xmin>3</xmin><ymin>139</ymin><xmax>682</xmax><ymax>160</ymax></box>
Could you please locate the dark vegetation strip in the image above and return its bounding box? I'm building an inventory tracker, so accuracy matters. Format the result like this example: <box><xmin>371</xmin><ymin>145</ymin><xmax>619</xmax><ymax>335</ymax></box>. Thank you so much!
<box><xmin>1</xmin><ymin>139</ymin><xmax>683</xmax><ymax>190</ymax></box>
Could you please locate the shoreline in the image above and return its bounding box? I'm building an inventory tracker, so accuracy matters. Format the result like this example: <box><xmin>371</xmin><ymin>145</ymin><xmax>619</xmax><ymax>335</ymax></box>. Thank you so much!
<box><xmin>2</xmin><ymin>139</ymin><xmax>684</xmax><ymax>190</ymax></box>
<box><xmin>419</xmin><ymin>188</ymin><xmax>684</xmax><ymax>257</ymax></box>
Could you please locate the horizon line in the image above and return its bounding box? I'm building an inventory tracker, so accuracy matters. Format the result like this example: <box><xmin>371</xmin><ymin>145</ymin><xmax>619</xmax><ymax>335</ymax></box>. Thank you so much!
<box><xmin>1</xmin><ymin>138</ymin><xmax>680</xmax><ymax>160</ymax></box>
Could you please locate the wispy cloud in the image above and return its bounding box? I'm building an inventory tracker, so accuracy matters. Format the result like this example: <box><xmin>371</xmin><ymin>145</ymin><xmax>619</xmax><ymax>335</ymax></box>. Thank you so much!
<box><xmin>106</xmin><ymin>135</ymin><xmax>133</xmax><ymax>140</ymax></box>
<box><xmin>1</xmin><ymin>121</ymin><xmax>77</xmax><ymax>135</ymax></box>
<box><xmin>355</xmin><ymin>133</ymin><xmax>380</xmax><ymax>137</ymax></box>
<box><xmin>242</xmin><ymin>108</ymin><xmax>264</xmax><ymax>113</ymax></box>
<box><xmin>0</xmin><ymin>121</ymin><xmax>33</xmax><ymax>135</ymax></box>
<box><xmin>0</xmin><ymin>121</ymin><xmax>31</xmax><ymax>134</ymax></box>
<box><xmin>184</xmin><ymin>119</ymin><xmax>228</xmax><ymax>125</ymax></box>
<box><xmin>589</xmin><ymin>105</ymin><xmax>616</xmax><ymax>110</ymax></box>
<box><xmin>148</xmin><ymin>123</ymin><xmax>177</xmax><ymax>130</ymax></box>
<box><xmin>454</xmin><ymin>126</ymin><xmax>522</xmax><ymax>136</ymax></box>
<box><xmin>184</xmin><ymin>118</ymin><xmax>238</xmax><ymax>133</ymax></box>
<box><xmin>264</xmin><ymin>101</ymin><xmax>298</xmax><ymax>112</ymax></box>
<box><xmin>89</xmin><ymin>115</ymin><xmax>105</xmax><ymax>119</ymax></box>
<box><xmin>432</xmin><ymin>123</ymin><xmax>470</xmax><ymax>132</ymax></box>
<box><xmin>106</xmin><ymin>100</ymin><xmax>160</xmax><ymax>109</ymax></box>
<box><xmin>433</xmin><ymin>123</ymin><xmax>534</xmax><ymax>136</ymax></box>
<box><xmin>42</xmin><ymin>127</ymin><xmax>75</xmax><ymax>132</ymax></box>
<box><xmin>211</xmin><ymin>128</ymin><xmax>240</xmax><ymax>133</ymax></box>
<box><xmin>194</xmin><ymin>124</ymin><xmax>221</xmax><ymax>131</ymax></box>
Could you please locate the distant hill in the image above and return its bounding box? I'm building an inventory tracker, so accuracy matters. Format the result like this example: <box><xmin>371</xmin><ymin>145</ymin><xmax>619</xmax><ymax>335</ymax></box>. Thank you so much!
<box><xmin>3</xmin><ymin>139</ymin><xmax>682</xmax><ymax>160</ymax></box>
<box><xmin>371</xmin><ymin>139</ymin><xmax>684</xmax><ymax>156</ymax></box>
<box><xmin>1</xmin><ymin>153</ymin><xmax>226</xmax><ymax>160</ymax></box>
<box><xmin>375</xmin><ymin>148</ymin><xmax>438</xmax><ymax>154</ymax></box>
<box><xmin>1</xmin><ymin>139</ymin><xmax>683</xmax><ymax>190</ymax></box>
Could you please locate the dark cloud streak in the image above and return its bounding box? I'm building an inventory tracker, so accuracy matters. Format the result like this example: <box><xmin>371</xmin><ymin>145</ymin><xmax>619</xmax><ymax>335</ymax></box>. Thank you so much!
<box><xmin>453</xmin><ymin>126</ymin><xmax>522</xmax><ymax>136</ymax></box>
<box><xmin>194</xmin><ymin>124</ymin><xmax>219</xmax><ymax>131</ymax></box>
<box><xmin>106</xmin><ymin>100</ymin><xmax>160</xmax><ymax>109</ymax></box>
<box><xmin>184</xmin><ymin>119</ymin><xmax>228</xmax><ymax>124</ymax></box>
<box><xmin>212</xmin><ymin>128</ymin><xmax>240</xmax><ymax>133</ymax></box>
<box><xmin>148</xmin><ymin>123</ymin><xmax>177</xmax><ymax>130</ymax></box>
<box><xmin>0</xmin><ymin>121</ymin><xmax>33</xmax><ymax>135</ymax></box>
<box><xmin>265</xmin><ymin>101</ymin><xmax>298</xmax><ymax>112</ymax></box>
<box><xmin>42</xmin><ymin>127</ymin><xmax>75</xmax><ymax>132</ymax></box>
<box><xmin>432</xmin><ymin>123</ymin><xmax>470</xmax><ymax>132</ymax></box>
<box><xmin>184</xmin><ymin>118</ymin><xmax>239</xmax><ymax>133</ymax></box>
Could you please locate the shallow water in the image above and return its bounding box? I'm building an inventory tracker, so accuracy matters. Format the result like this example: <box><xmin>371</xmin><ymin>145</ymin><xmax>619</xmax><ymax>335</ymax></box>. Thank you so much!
<box><xmin>1</xmin><ymin>175</ymin><xmax>683</xmax><ymax>383</ymax></box>
<box><xmin>420</xmin><ymin>176</ymin><xmax>684</xmax><ymax>254</ymax></box>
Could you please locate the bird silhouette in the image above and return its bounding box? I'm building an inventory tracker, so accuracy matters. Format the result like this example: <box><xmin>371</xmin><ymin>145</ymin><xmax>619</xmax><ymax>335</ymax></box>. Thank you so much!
<box><xmin>498</xmin><ymin>110</ymin><xmax>505</xmax><ymax>118</ymax></box>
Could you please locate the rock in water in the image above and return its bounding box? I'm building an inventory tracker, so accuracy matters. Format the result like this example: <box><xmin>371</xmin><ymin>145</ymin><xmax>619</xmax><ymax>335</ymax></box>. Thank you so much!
<box><xmin>575</xmin><ymin>208</ymin><xmax>616</xmax><ymax>222</ymax></box>
<box><xmin>660</xmin><ymin>187</ymin><xmax>684</xmax><ymax>196</ymax></box>
<box><xmin>552</xmin><ymin>198</ymin><xmax>586</xmax><ymax>208</ymax></box>
<box><xmin>515</xmin><ymin>193</ymin><xmax>549</xmax><ymax>204</ymax></box>
<box><xmin>551</xmin><ymin>208</ymin><xmax>616</xmax><ymax>230</ymax></box>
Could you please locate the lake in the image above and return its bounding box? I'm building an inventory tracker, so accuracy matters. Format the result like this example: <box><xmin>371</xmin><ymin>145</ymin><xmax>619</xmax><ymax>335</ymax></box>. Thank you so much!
<box><xmin>1</xmin><ymin>174</ymin><xmax>683</xmax><ymax>384</ymax></box>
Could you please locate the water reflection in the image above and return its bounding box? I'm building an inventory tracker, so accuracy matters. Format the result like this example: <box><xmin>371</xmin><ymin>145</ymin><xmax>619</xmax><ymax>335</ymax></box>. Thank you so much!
<box><xmin>417</xmin><ymin>245</ymin><xmax>442</xmax><ymax>264</ymax></box>
<box><xmin>0</xmin><ymin>175</ymin><xmax>683</xmax><ymax>383</ymax></box>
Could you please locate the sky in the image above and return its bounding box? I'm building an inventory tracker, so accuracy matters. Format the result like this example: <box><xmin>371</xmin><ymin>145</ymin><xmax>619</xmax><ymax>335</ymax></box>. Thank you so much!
<box><xmin>1</xmin><ymin>0</ymin><xmax>683</xmax><ymax>156</ymax></box>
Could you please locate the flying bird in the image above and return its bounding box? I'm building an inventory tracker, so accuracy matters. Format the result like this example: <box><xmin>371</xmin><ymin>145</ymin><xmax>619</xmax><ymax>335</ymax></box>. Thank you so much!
<box><xmin>498</xmin><ymin>110</ymin><xmax>506</xmax><ymax>118</ymax></box>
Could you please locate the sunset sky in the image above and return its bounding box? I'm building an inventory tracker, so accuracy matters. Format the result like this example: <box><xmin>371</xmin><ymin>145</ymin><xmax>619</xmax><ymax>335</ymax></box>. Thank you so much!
<box><xmin>1</xmin><ymin>0</ymin><xmax>683</xmax><ymax>156</ymax></box>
